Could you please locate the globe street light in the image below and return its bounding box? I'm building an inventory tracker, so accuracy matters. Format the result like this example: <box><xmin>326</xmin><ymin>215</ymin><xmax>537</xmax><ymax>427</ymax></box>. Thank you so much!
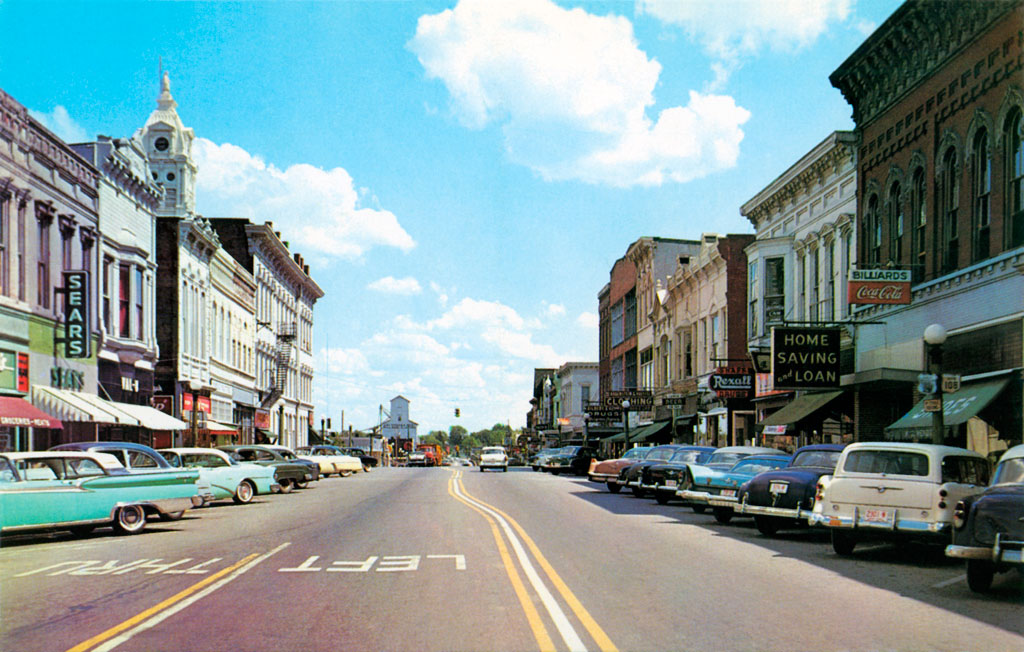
<box><xmin>924</xmin><ymin>324</ymin><xmax>947</xmax><ymax>445</ymax></box>
<box><xmin>622</xmin><ymin>399</ymin><xmax>631</xmax><ymax>452</ymax></box>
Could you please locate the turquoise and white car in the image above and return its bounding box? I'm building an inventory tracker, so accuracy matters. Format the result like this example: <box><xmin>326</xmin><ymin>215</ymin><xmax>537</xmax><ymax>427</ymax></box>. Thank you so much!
<box><xmin>0</xmin><ymin>451</ymin><xmax>199</xmax><ymax>537</ymax></box>
<box><xmin>158</xmin><ymin>447</ymin><xmax>279</xmax><ymax>505</ymax></box>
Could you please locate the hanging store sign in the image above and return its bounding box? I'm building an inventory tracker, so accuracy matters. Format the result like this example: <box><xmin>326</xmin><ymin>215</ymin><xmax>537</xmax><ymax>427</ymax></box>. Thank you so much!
<box><xmin>182</xmin><ymin>393</ymin><xmax>193</xmax><ymax>412</ymax></box>
<box><xmin>62</xmin><ymin>271</ymin><xmax>91</xmax><ymax>358</ymax></box>
<box><xmin>771</xmin><ymin>326</ymin><xmax>841</xmax><ymax>389</ymax></box>
<box><xmin>196</xmin><ymin>396</ymin><xmax>212</xmax><ymax>414</ymax></box>
<box><xmin>847</xmin><ymin>268</ymin><xmax>911</xmax><ymax>305</ymax></box>
<box><xmin>255</xmin><ymin>410</ymin><xmax>271</xmax><ymax>429</ymax></box>
<box><xmin>603</xmin><ymin>390</ymin><xmax>654</xmax><ymax>410</ymax></box>
<box><xmin>709</xmin><ymin>367</ymin><xmax>753</xmax><ymax>399</ymax></box>
<box><xmin>151</xmin><ymin>395</ymin><xmax>173</xmax><ymax>415</ymax></box>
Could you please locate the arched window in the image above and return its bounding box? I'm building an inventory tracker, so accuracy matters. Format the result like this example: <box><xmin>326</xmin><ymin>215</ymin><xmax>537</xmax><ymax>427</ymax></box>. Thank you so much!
<box><xmin>863</xmin><ymin>194</ymin><xmax>881</xmax><ymax>266</ymax></box>
<box><xmin>888</xmin><ymin>181</ymin><xmax>904</xmax><ymax>264</ymax></box>
<box><xmin>940</xmin><ymin>147</ymin><xmax>959</xmax><ymax>274</ymax></box>
<box><xmin>971</xmin><ymin>128</ymin><xmax>991</xmax><ymax>262</ymax></box>
<box><xmin>910</xmin><ymin>167</ymin><xmax>927</xmax><ymax>283</ymax></box>
<box><xmin>1006</xmin><ymin>108</ymin><xmax>1024</xmax><ymax>248</ymax></box>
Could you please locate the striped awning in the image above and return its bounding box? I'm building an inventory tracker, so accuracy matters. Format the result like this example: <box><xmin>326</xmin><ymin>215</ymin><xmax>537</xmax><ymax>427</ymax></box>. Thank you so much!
<box><xmin>32</xmin><ymin>386</ymin><xmax>122</xmax><ymax>424</ymax></box>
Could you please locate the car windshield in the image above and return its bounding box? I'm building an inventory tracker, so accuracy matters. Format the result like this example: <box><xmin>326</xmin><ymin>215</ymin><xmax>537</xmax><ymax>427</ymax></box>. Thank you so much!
<box><xmin>561</xmin><ymin>447</ymin><xmax>580</xmax><ymax>455</ymax></box>
<box><xmin>731</xmin><ymin>458</ymin><xmax>788</xmax><ymax>474</ymax></box>
<box><xmin>482</xmin><ymin>448</ymin><xmax>505</xmax><ymax>454</ymax></box>
<box><xmin>992</xmin><ymin>457</ymin><xmax>1024</xmax><ymax>484</ymax></box>
<box><xmin>646</xmin><ymin>448</ymin><xmax>676</xmax><ymax>461</ymax></box>
<box><xmin>791</xmin><ymin>450</ymin><xmax>842</xmax><ymax>469</ymax></box>
<box><xmin>668</xmin><ymin>450</ymin><xmax>703</xmax><ymax>464</ymax></box>
<box><xmin>622</xmin><ymin>447</ymin><xmax>649</xmax><ymax>459</ymax></box>
<box><xmin>708</xmin><ymin>451</ymin><xmax>744</xmax><ymax>466</ymax></box>
<box><xmin>277</xmin><ymin>450</ymin><xmax>298</xmax><ymax>460</ymax></box>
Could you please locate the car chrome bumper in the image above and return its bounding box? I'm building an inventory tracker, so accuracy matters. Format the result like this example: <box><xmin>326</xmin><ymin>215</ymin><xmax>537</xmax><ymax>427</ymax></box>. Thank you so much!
<box><xmin>809</xmin><ymin>508</ymin><xmax>951</xmax><ymax>534</ymax></box>
<box><xmin>676</xmin><ymin>489</ymin><xmax>712</xmax><ymax>503</ymax></box>
<box><xmin>147</xmin><ymin>497</ymin><xmax>195</xmax><ymax>515</ymax></box>
<box><xmin>589</xmin><ymin>473</ymin><xmax>619</xmax><ymax>482</ymax></box>
<box><xmin>946</xmin><ymin>533</ymin><xmax>1024</xmax><ymax>564</ymax></box>
<box><xmin>707</xmin><ymin>495</ymin><xmax>739</xmax><ymax>508</ymax></box>
<box><xmin>736</xmin><ymin>502</ymin><xmax>811</xmax><ymax>521</ymax></box>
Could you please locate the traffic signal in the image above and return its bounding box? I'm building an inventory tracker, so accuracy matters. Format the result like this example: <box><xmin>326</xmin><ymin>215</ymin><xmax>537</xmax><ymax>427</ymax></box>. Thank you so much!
<box><xmin>454</xmin><ymin>408</ymin><xmax>460</xmax><ymax>417</ymax></box>
<box><xmin>326</xmin><ymin>418</ymin><xmax>332</xmax><ymax>430</ymax></box>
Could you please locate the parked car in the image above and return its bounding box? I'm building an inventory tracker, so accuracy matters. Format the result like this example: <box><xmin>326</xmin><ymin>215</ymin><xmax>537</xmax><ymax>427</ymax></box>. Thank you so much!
<box><xmin>621</xmin><ymin>445</ymin><xmax>698</xmax><ymax>497</ymax></box>
<box><xmin>295</xmin><ymin>445</ymin><xmax>362</xmax><ymax>476</ymax></box>
<box><xmin>670</xmin><ymin>445</ymin><xmax>783</xmax><ymax>512</ymax></box>
<box><xmin>642</xmin><ymin>446</ymin><xmax>717</xmax><ymax>504</ymax></box>
<box><xmin>810</xmin><ymin>442</ymin><xmax>990</xmax><ymax>556</ymax></box>
<box><xmin>479</xmin><ymin>446</ymin><xmax>509</xmax><ymax>472</ymax></box>
<box><xmin>541</xmin><ymin>446</ymin><xmax>598</xmax><ymax>476</ymax></box>
<box><xmin>0</xmin><ymin>451</ymin><xmax>198</xmax><ymax>536</ymax></box>
<box><xmin>588</xmin><ymin>446</ymin><xmax>653</xmax><ymax>493</ymax></box>
<box><xmin>51</xmin><ymin>441</ymin><xmax>200</xmax><ymax>518</ymax></box>
<box><xmin>263</xmin><ymin>444</ymin><xmax>321</xmax><ymax>484</ymax></box>
<box><xmin>946</xmin><ymin>444</ymin><xmax>1024</xmax><ymax>592</ymax></box>
<box><xmin>158</xmin><ymin>447</ymin><xmax>279</xmax><ymax>505</ymax></box>
<box><xmin>217</xmin><ymin>445</ymin><xmax>315</xmax><ymax>493</ymax></box>
<box><xmin>683</xmin><ymin>454</ymin><xmax>792</xmax><ymax>522</ymax></box>
<box><xmin>734</xmin><ymin>444</ymin><xmax>845</xmax><ymax>536</ymax></box>
<box><xmin>339</xmin><ymin>447</ymin><xmax>378</xmax><ymax>470</ymax></box>
<box><xmin>530</xmin><ymin>448</ymin><xmax>562</xmax><ymax>471</ymax></box>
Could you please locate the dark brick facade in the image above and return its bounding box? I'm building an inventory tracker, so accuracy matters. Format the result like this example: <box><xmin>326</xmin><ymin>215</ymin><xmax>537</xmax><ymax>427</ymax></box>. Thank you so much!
<box><xmin>154</xmin><ymin>217</ymin><xmax>180</xmax><ymax>391</ymax></box>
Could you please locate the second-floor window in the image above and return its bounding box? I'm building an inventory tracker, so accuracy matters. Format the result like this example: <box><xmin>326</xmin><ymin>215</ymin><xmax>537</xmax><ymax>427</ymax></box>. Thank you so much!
<box><xmin>1005</xmin><ymin>108</ymin><xmax>1023</xmax><ymax>248</ymax></box>
<box><xmin>971</xmin><ymin>129</ymin><xmax>991</xmax><ymax>262</ymax></box>
<box><xmin>809</xmin><ymin>247</ymin><xmax>820</xmax><ymax>322</ymax></box>
<box><xmin>889</xmin><ymin>181</ymin><xmax>904</xmax><ymax>264</ymax></box>
<box><xmin>940</xmin><ymin>146</ymin><xmax>960</xmax><ymax>274</ymax></box>
<box><xmin>911</xmin><ymin>167</ymin><xmax>927</xmax><ymax>284</ymax></box>
<box><xmin>764</xmin><ymin>257</ymin><xmax>784</xmax><ymax>326</ymax></box>
<box><xmin>119</xmin><ymin>264</ymin><xmax>130</xmax><ymax>338</ymax></box>
<box><xmin>135</xmin><ymin>267</ymin><xmax>144</xmax><ymax>340</ymax></box>
<box><xmin>864</xmin><ymin>194</ymin><xmax>881</xmax><ymax>266</ymax></box>
<box><xmin>0</xmin><ymin>195</ymin><xmax>8</xmax><ymax>297</ymax></box>
<box><xmin>611</xmin><ymin>301</ymin><xmax>624</xmax><ymax>347</ymax></box>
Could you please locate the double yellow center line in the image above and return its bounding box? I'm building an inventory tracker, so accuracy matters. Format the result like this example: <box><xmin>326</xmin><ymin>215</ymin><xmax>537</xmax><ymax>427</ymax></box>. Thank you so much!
<box><xmin>447</xmin><ymin>469</ymin><xmax>617</xmax><ymax>652</ymax></box>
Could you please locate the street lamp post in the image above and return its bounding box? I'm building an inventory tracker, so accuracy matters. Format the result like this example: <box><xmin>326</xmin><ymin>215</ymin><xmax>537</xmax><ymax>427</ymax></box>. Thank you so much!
<box><xmin>621</xmin><ymin>399</ymin><xmax>631</xmax><ymax>452</ymax></box>
<box><xmin>583</xmin><ymin>413</ymin><xmax>590</xmax><ymax>447</ymax></box>
<box><xmin>924</xmin><ymin>323</ymin><xmax>947</xmax><ymax>445</ymax></box>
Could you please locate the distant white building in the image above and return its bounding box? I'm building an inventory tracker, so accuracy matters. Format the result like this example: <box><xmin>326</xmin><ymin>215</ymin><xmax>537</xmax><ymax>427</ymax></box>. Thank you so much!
<box><xmin>555</xmin><ymin>362</ymin><xmax>598</xmax><ymax>441</ymax></box>
<box><xmin>381</xmin><ymin>395</ymin><xmax>417</xmax><ymax>442</ymax></box>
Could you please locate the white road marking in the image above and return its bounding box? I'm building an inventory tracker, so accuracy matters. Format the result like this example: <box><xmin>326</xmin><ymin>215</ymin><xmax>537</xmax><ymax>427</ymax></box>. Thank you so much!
<box><xmin>453</xmin><ymin>470</ymin><xmax>588</xmax><ymax>652</ymax></box>
<box><xmin>89</xmin><ymin>542</ymin><xmax>290</xmax><ymax>652</ymax></box>
<box><xmin>328</xmin><ymin>556</ymin><xmax>378</xmax><ymax>572</ymax></box>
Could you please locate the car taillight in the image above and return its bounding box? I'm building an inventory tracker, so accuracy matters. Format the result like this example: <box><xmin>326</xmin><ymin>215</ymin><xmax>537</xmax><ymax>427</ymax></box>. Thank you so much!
<box><xmin>953</xmin><ymin>501</ymin><xmax>968</xmax><ymax>529</ymax></box>
<box><xmin>815</xmin><ymin>481</ymin><xmax>824</xmax><ymax>503</ymax></box>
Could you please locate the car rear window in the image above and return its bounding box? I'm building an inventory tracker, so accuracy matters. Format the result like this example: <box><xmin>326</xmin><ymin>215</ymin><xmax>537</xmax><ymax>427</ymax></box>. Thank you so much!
<box><xmin>993</xmin><ymin>457</ymin><xmax>1024</xmax><ymax>484</ymax></box>
<box><xmin>940</xmin><ymin>456</ymin><xmax>990</xmax><ymax>485</ymax></box>
<box><xmin>842</xmin><ymin>450</ymin><xmax>928</xmax><ymax>476</ymax></box>
<box><xmin>791</xmin><ymin>450</ymin><xmax>842</xmax><ymax>469</ymax></box>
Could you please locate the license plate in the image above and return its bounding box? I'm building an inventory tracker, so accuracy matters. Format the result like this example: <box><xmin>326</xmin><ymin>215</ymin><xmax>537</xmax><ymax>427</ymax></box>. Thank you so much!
<box><xmin>720</xmin><ymin>489</ymin><xmax>737</xmax><ymax>498</ymax></box>
<box><xmin>864</xmin><ymin>509</ymin><xmax>893</xmax><ymax>524</ymax></box>
<box><xmin>665</xmin><ymin>479</ymin><xmax>676</xmax><ymax>488</ymax></box>
<box><xmin>769</xmin><ymin>482</ymin><xmax>789</xmax><ymax>495</ymax></box>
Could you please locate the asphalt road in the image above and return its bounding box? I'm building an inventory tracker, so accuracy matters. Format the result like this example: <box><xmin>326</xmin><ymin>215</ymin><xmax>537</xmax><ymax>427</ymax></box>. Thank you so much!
<box><xmin>1</xmin><ymin>466</ymin><xmax>1021</xmax><ymax>652</ymax></box>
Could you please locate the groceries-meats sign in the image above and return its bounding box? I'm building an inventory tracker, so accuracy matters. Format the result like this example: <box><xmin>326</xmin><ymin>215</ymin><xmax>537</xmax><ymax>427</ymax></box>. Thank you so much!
<box><xmin>848</xmin><ymin>269</ymin><xmax>911</xmax><ymax>305</ymax></box>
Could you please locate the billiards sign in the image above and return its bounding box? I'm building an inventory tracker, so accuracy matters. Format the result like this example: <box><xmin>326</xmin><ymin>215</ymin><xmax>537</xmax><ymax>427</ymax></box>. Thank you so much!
<box><xmin>771</xmin><ymin>326</ymin><xmax>840</xmax><ymax>389</ymax></box>
<box><xmin>63</xmin><ymin>271</ymin><xmax>91</xmax><ymax>358</ymax></box>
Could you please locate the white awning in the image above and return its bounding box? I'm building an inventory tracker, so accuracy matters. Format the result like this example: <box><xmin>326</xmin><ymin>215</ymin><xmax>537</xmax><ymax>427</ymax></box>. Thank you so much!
<box><xmin>32</xmin><ymin>386</ymin><xmax>121</xmax><ymax>424</ymax></box>
<box><xmin>102</xmin><ymin>401</ymin><xmax>188</xmax><ymax>430</ymax></box>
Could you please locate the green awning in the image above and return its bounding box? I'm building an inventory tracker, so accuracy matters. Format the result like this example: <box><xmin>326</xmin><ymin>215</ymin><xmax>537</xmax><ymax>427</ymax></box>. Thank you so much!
<box><xmin>885</xmin><ymin>378</ymin><xmax>1010</xmax><ymax>438</ymax></box>
<box><xmin>759</xmin><ymin>390</ymin><xmax>844</xmax><ymax>427</ymax></box>
<box><xmin>603</xmin><ymin>431</ymin><xmax>626</xmax><ymax>442</ymax></box>
<box><xmin>635</xmin><ymin>420</ymin><xmax>672</xmax><ymax>442</ymax></box>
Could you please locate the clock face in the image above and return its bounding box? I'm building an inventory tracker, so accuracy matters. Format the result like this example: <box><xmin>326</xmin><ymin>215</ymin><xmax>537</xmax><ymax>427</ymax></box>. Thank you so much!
<box><xmin>154</xmin><ymin>137</ymin><xmax>169</xmax><ymax>152</ymax></box>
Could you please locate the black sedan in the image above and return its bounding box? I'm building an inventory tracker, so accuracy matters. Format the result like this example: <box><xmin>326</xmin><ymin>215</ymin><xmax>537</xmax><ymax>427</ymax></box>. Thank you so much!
<box><xmin>620</xmin><ymin>445</ymin><xmax>698</xmax><ymax>498</ymax></box>
<box><xmin>217</xmin><ymin>445</ymin><xmax>315</xmax><ymax>493</ymax></box>
<box><xmin>735</xmin><ymin>444</ymin><xmax>845</xmax><ymax>536</ymax></box>
<box><xmin>340</xmin><ymin>447</ymin><xmax>379</xmax><ymax>470</ymax></box>
<box><xmin>643</xmin><ymin>446</ymin><xmax>717</xmax><ymax>504</ymax></box>
<box><xmin>541</xmin><ymin>446</ymin><xmax>598</xmax><ymax>476</ymax></box>
<box><xmin>946</xmin><ymin>444</ymin><xmax>1024</xmax><ymax>592</ymax></box>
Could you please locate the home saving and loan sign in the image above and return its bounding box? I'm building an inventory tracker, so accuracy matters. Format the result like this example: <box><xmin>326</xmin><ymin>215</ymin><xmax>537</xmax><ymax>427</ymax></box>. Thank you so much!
<box><xmin>771</xmin><ymin>326</ymin><xmax>841</xmax><ymax>390</ymax></box>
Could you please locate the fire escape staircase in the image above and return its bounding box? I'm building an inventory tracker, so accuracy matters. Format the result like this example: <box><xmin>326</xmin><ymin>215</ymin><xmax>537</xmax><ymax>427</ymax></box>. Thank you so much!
<box><xmin>261</xmin><ymin>321</ymin><xmax>296</xmax><ymax>410</ymax></box>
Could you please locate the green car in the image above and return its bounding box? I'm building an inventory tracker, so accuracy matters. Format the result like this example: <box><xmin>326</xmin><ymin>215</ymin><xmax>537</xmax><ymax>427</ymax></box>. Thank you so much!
<box><xmin>0</xmin><ymin>451</ymin><xmax>199</xmax><ymax>537</ymax></box>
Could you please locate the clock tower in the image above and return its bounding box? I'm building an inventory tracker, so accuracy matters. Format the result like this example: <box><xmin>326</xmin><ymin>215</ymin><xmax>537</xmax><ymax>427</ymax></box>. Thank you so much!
<box><xmin>133</xmin><ymin>72</ymin><xmax>197</xmax><ymax>218</ymax></box>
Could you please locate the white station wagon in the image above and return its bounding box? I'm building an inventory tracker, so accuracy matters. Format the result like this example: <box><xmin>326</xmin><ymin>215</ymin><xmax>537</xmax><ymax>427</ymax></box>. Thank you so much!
<box><xmin>810</xmin><ymin>442</ymin><xmax>990</xmax><ymax>556</ymax></box>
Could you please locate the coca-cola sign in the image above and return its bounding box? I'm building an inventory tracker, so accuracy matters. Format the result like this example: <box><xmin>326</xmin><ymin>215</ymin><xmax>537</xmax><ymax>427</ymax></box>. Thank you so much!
<box><xmin>848</xmin><ymin>269</ymin><xmax>911</xmax><ymax>305</ymax></box>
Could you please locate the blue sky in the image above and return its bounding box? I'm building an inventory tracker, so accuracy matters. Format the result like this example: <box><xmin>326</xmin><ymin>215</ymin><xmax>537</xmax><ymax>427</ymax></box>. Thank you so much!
<box><xmin>1</xmin><ymin>0</ymin><xmax>901</xmax><ymax>434</ymax></box>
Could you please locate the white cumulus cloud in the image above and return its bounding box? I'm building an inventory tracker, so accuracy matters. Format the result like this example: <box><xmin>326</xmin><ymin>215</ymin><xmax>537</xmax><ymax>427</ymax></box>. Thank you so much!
<box><xmin>576</xmin><ymin>312</ymin><xmax>599</xmax><ymax>329</ymax></box>
<box><xmin>194</xmin><ymin>139</ymin><xmax>415</xmax><ymax>260</ymax></box>
<box><xmin>409</xmin><ymin>0</ymin><xmax>750</xmax><ymax>187</ymax></box>
<box><xmin>368</xmin><ymin>276</ymin><xmax>423</xmax><ymax>295</ymax></box>
<box><xmin>639</xmin><ymin>0</ymin><xmax>851</xmax><ymax>88</ymax></box>
<box><xmin>30</xmin><ymin>105</ymin><xmax>89</xmax><ymax>143</ymax></box>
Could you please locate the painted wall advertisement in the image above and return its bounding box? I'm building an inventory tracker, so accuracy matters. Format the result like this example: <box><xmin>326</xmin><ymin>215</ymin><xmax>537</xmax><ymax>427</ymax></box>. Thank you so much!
<box><xmin>771</xmin><ymin>327</ymin><xmax>841</xmax><ymax>389</ymax></box>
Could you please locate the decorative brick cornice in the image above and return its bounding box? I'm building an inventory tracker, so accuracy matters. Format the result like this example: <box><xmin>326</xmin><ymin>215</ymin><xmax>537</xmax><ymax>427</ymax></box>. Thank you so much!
<box><xmin>830</xmin><ymin>0</ymin><xmax>1020</xmax><ymax>127</ymax></box>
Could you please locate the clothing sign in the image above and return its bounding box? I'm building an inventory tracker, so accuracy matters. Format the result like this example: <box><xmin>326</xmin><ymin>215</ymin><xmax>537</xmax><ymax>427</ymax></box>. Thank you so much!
<box><xmin>771</xmin><ymin>326</ymin><xmax>841</xmax><ymax>389</ymax></box>
<box><xmin>63</xmin><ymin>271</ymin><xmax>91</xmax><ymax>358</ymax></box>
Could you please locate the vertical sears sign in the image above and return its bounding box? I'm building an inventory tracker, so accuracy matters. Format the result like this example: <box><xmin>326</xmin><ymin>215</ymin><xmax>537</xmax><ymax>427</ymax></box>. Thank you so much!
<box><xmin>63</xmin><ymin>271</ymin><xmax>91</xmax><ymax>358</ymax></box>
<box><xmin>771</xmin><ymin>326</ymin><xmax>841</xmax><ymax>389</ymax></box>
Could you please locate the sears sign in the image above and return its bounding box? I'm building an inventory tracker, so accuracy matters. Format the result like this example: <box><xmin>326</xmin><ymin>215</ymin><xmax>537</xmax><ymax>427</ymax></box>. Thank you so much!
<box><xmin>63</xmin><ymin>271</ymin><xmax>91</xmax><ymax>358</ymax></box>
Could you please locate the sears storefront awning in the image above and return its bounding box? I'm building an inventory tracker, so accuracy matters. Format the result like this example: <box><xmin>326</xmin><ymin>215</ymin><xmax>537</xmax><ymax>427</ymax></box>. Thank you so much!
<box><xmin>32</xmin><ymin>386</ymin><xmax>122</xmax><ymax>424</ymax></box>
<box><xmin>885</xmin><ymin>377</ymin><xmax>1010</xmax><ymax>440</ymax></box>
<box><xmin>759</xmin><ymin>390</ymin><xmax>844</xmax><ymax>427</ymax></box>
<box><xmin>204</xmin><ymin>420</ymin><xmax>238</xmax><ymax>436</ymax></box>
<box><xmin>103</xmin><ymin>401</ymin><xmax>188</xmax><ymax>430</ymax></box>
<box><xmin>0</xmin><ymin>396</ymin><xmax>63</xmax><ymax>429</ymax></box>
